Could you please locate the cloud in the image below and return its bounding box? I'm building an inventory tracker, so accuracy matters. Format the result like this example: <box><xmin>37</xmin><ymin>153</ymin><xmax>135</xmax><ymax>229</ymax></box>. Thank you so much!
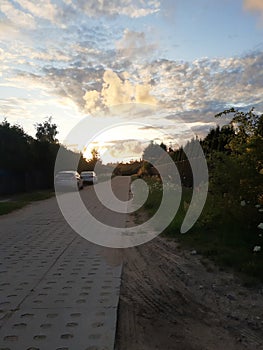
<box><xmin>83</xmin><ymin>90</ymin><xmax>101</xmax><ymax>112</ymax></box>
<box><xmin>0</xmin><ymin>0</ymin><xmax>159</xmax><ymax>34</ymax></box>
<box><xmin>8</xmin><ymin>48</ymin><xmax>263</xmax><ymax>128</ymax></box>
<box><xmin>83</xmin><ymin>70</ymin><xmax>157</xmax><ymax>114</ymax></box>
<box><xmin>243</xmin><ymin>0</ymin><xmax>263</xmax><ymax>23</ymax></box>
<box><xmin>15</xmin><ymin>0</ymin><xmax>58</xmax><ymax>23</ymax></box>
<box><xmin>71</xmin><ymin>0</ymin><xmax>160</xmax><ymax>18</ymax></box>
<box><xmin>0</xmin><ymin>21</ymin><xmax>25</xmax><ymax>41</ymax></box>
<box><xmin>0</xmin><ymin>0</ymin><xmax>36</xmax><ymax>29</ymax></box>
<box><xmin>107</xmin><ymin>139</ymin><xmax>145</xmax><ymax>160</ymax></box>
<box><xmin>116</xmin><ymin>29</ymin><xmax>157</xmax><ymax>61</ymax></box>
<box><xmin>244</xmin><ymin>0</ymin><xmax>263</xmax><ymax>12</ymax></box>
<box><xmin>135</xmin><ymin>84</ymin><xmax>157</xmax><ymax>105</ymax></box>
<box><xmin>102</xmin><ymin>70</ymin><xmax>134</xmax><ymax>105</ymax></box>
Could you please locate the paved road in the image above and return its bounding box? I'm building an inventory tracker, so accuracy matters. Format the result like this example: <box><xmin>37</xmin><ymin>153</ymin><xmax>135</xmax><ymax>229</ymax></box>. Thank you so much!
<box><xmin>0</xmin><ymin>177</ymin><xmax>129</xmax><ymax>350</ymax></box>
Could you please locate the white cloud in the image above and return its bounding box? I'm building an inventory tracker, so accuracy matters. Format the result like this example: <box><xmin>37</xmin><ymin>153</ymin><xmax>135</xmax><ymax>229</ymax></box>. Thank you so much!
<box><xmin>8</xmin><ymin>48</ymin><xmax>263</xmax><ymax>128</ymax></box>
<box><xmin>0</xmin><ymin>20</ymin><xmax>25</xmax><ymax>40</ymax></box>
<box><xmin>108</xmin><ymin>140</ymin><xmax>145</xmax><ymax>160</ymax></box>
<box><xmin>72</xmin><ymin>0</ymin><xmax>160</xmax><ymax>18</ymax></box>
<box><xmin>83</xmin><ymin>90</ymin><xmax>101</xmax><ymax>112</ymax></box>
<box><xmin>0</xmin><ymin>0</ymin><xmax>36</xmax><ymax>29</ymax></box>
<box><xmin>83</xmin><ymin>70</ymin><xmax>157</xmax><ymax>114</ymax></box>
<box><xmin>135</xmin><ymin>84</ymin><xmax>157</xmax><ymax>105</ymax></box>
<box><xmin>116</xmin><ymin>29</ymin><xmax>157</xmax><ymax>61</ymax></box>
<box><xmin>15</xmin><ymin>0</ymin><xmax>58</xmax><ymax>22</ymax></box>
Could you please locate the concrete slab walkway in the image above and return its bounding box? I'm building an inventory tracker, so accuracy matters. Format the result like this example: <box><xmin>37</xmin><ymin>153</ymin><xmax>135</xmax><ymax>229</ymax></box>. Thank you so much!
<box><xmin>0</xmin><ymin>177</ymin><xmax>128</xmax><ymax>350</ymax></box>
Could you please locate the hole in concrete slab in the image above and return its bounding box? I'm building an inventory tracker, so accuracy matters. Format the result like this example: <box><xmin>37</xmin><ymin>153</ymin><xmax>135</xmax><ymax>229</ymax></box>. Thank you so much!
<box><xmin>21</xmin><ymin>313</ymin><xmax>34</xmax><ymax>319</ymax></box>
<box><xmin>40</xmin><ymin>323</ymin><xmax>52</xmax><ymax>329</ymax></box>
<box><xmin>66</xmin><ymin>322</ymin><xmax>78</xmax><ymax>327</ymax></box>
<box><xmin>99</xmin><ymin>299</ymin><xmax>109</xmax><ymax>303</ymax></box>
<box><xmin>60</xmin><ymin>334</ymin><xmax>74</xmax><ymax>339</ymax></box>
<box><xmin>13</xmin><ymin>323</ymin><xmax>27</xmax><ymax>329</ymax></box>
<box><xmin>81</xmin><ymin>287</ymin><xmax>91</xmax><ymax>291</ymax></box>
<box><xmin>33</xmin><ymin>335</ymin><xmax>46</xmax><ymax>340</ymax></box>
<box><xmin>92</xmin><ymin>322</ymin><xmax>104</xmax><ymax>328</ymax></box>
<box><xmin>0</xmin><ymin>302</ymin><xmax>10</xmax><ymax>307</ymax></box>
<box><xmin>46</xmin><ymin>313</ymin><xmax>58</xmax><ymax>318</ymax></box>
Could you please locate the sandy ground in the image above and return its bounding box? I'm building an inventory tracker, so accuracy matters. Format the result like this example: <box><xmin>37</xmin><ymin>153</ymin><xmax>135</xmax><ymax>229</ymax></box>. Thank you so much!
<box><xmin>115</xmin><ymin>236</ymin><xmax>263</xmax><ymax>350</ymax></box>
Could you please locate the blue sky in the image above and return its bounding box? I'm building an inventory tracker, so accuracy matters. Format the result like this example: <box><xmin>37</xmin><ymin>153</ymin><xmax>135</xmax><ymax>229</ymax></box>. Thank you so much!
<box><xmin>0</xmin><ymin>0</ymin><xmax>263</xmax><ymax>162</ymax></box>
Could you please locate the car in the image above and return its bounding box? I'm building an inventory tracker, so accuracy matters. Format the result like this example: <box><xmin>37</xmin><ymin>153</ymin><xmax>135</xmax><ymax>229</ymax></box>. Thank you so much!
<box><xmin>80</xmin><ymin>171</ymin><xmax>98</xmax><ymax>185</ymax></box>
<box><xmin>55</xmin><ymin>170</ymin><xmax>83</xmax><ymax>191</ymax></box>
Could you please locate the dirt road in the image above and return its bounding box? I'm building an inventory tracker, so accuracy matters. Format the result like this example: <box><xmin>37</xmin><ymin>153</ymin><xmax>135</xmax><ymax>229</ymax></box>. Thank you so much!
<box><xmin>116</xmin><ymin>237</ymin><xmax>263</xmax><ymax>350</ymax></box>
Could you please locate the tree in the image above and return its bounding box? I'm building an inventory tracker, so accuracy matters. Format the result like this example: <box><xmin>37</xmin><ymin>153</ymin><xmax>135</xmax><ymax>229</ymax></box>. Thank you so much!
<box><xmin>215</xmin><ymin>107</ymin><xmax>263</xmax><ymax>154</ymax></box>
<box><xmin>83</xmin><ymin>148</ymin><xmax>101</xmax><ymax>171</ymax></box>
<box><xmin>201</xmin><ymin>125</ymin><xmax>235</xmax><ymax>155</ymax></box>
<box><xmin>35</xmin><ymin>117</ymin><xmax>58</xmax><ymax>143</ymax></box>
<box><xmin>210</xmin><ymin>107</ymin><xmax>263</xmax><ymax>203</ymax></box>
<box><xmin>91</xmin><ymin>148</ymin><xmax>100</xmax><ymax>161</ymax></box>
<box><xmin>160</xmin><ymin>142</ymin><xmax>167</xmax><ymax>152</ymax></box>
<box><xmin>142</xmin><ymin>141</ymin><xmax>163</xmax><ymax>164</ymax></box>
<box><xmin>0</xmin><ymin>119</ymin><xmax>33</xmax><ymax>171</ymax></box>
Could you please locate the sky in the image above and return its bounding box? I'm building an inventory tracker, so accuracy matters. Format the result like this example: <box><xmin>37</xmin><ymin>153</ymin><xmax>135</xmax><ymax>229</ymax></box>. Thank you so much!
<box><xmin>0</xmin><ymin>0</ymin><xmax>263</xmax><ymax>163</ymax></box>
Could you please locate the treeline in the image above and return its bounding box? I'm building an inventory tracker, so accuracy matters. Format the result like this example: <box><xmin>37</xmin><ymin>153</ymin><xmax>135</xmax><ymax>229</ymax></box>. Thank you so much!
<box><xmin>139</xmin><ymin>107</ymin><xmax>263</xmax><ymax>203</ymax></box>
<box><xmin>0</xmin><ymin>118</ymin><xmax>89</xmax><ymax>195</ymax></box>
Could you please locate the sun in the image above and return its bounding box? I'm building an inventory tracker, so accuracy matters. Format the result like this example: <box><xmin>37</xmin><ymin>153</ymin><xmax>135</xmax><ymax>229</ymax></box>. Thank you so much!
<box><xmin>81</xmin><ymin>124</ymin><xmax>166</xmax><ymax>164</ymax></box>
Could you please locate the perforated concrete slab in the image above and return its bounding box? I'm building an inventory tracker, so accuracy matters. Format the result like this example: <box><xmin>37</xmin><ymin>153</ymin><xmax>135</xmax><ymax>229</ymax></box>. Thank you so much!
<box><xmin>0</xmin><ymin>306</ymin><xmax>117</xmax><ymax>350</ymax></box>
<box><xmin>0</xmin><ymin>188</ymin><xmax>124</xmax><ymax>350</ymax></box>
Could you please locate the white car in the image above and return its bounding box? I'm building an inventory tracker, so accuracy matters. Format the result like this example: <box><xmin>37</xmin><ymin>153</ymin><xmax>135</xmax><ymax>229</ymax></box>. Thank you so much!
<box><xmin>55</xmin><ymin>171</ymin><xmax>83</xmax><ymax>191</ymax></box>
<box><xmin>80</xmin><ymin>171</ymin><xmax>98</xmax><ymax>185</ymax></box>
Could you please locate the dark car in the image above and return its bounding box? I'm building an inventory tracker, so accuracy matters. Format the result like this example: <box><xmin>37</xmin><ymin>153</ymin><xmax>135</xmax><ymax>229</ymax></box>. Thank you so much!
<box><xmin>80</xmin><ymin>171</ymin><xmax>98</xmax><ymax>185</ymax></box>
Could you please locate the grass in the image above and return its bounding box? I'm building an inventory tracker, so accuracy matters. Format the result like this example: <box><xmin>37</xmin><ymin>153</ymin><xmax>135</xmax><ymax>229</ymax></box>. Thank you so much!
<box><xmin>0</xmin><ymin>190</ymin><xmax>54</xmax><ymax>215</ymax></box>
<box><xmin>140</xmin><ymin>176</ymin><xmax>263</xmax><ymax>284</ymax></box>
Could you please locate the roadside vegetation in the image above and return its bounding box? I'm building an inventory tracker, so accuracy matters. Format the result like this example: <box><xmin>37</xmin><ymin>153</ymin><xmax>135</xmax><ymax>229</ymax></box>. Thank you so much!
<box><xmin>137</xmin><ymin>108</ymin><xmax>263</xmax><ymax>283</ymax></box>
<box><xmin>0</xmin><ymin>190</ymin><xmax>54</xmax><ymax>215</ymax></box>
